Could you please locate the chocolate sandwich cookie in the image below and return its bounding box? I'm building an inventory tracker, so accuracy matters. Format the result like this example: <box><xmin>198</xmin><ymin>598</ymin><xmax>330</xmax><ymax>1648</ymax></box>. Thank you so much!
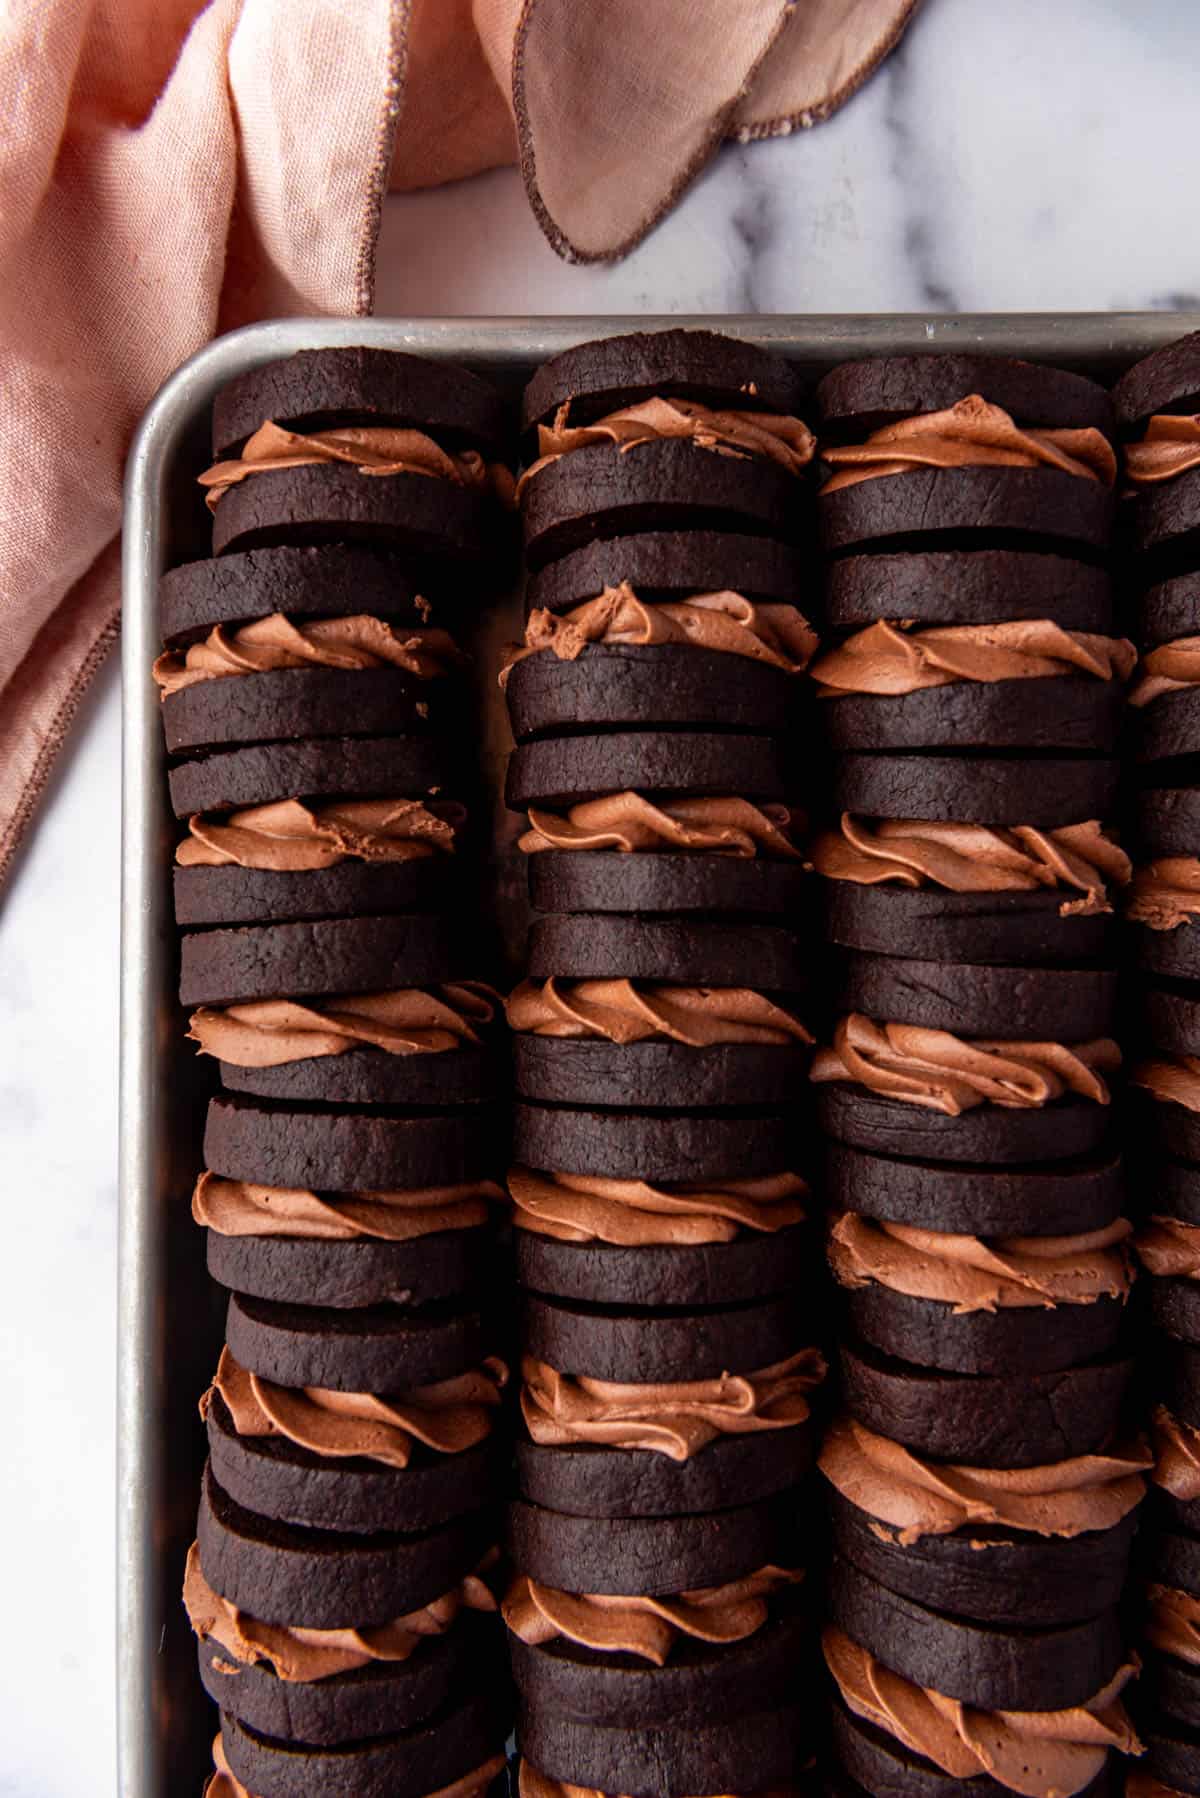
<box><xmin>1151</xmin><ymin>1388</ymin><xmax>1200</xmax><ymax>1535</ymax></box>
<box><xmin>219</xmin><ymin>1698</ymin><xmax>508</xmax><ymax>1798</ymax></box>
<box><xmin>1140</xmin><ymin>786</ymin><xmax>1200</xmax><ymax>861</ymax></box>
<box><xmin>817</xmin><ymin>355</ymin><xmax>1116</xmax><ymax>557</ymax></box>
<box><xmin>1129</xmin><ymin>864</ymin><xmax>1200</xmax><ymax>981</ymax></box>
<box><xmin>825</xmin><ymin>1141</ymin><xmax>1125</xmax><ymax>1238</ymax></box>
<box><xmin>168</xmin><ymin>737</ymin><xmax>449</xmax><ymax>820</ymax></box>
<box><xmin>1134</xmin><ymin>1724</ymin><xmax>1200</xmax><ymax>1798</ymax></box>
<box><xmin>512</xmin><ymin>1101</ymin><xmax>797</xmax><ymax>1186</ymax></box>
<box><xmin>1130</xmin><ymin>1053</ymin><xmax>1200</xmax><ymax>1165</ymax></box>
<box><xmin>204</xmin><ymin>1094</ymin><xmax>500</xmax><ymax>1193</ymax></box>
<box><xmin>159</xmin><ymin>544</ymin><xmax>448</xmax><ymax>645</ymax></box>
<box><xmin>1144</xmin><ymin>1531</ymin><xmax>1200</xmax><ymax>1731</ymax></box>
<box><xmin>827</xmin><ymin>1206</ymin><xmax>1133</xmax><ymax>1376</ymax></box>
<box><xmin>838</xmin><ymin>1337</ymin><xmax>1135</xmax><ymax>1468</ymax></box>
<box><xmin>517</xmin><ymin>1702</ymin><xmax>811</xmax><ymax>1798</ymax></box>
<box><xmin>525</xmin><ymin>529</ymin><xmax>806</xmax><ymax>616</ymax></box>
<box><xmin>1129</xmin><ymin>576</ymin><xmax>1200</xmax><ymax>766</ymax></box>
<box><xmin>826</xmin><ymin>548</ymin><xmax>1113</xmax><ymax>633</ymax></box>
<box><xmin>820</xmin><ymin>1413</ymin><xmax>1147</xmax><ymax>1627</ymax></box>
<box><xmin>1136</xmin><ymin>1163</ymin><xmax>1200</xmax><ymax>1345</ymax></box>
<box><xmin>1114</xmin><ymin>330</ymin><xmax>1200</xmax><ymax>567</ymax></box>
<box><xmin>179</xmin><ymin>914</ymin><xmax>453</xmax><ymax>1008</ymax></box>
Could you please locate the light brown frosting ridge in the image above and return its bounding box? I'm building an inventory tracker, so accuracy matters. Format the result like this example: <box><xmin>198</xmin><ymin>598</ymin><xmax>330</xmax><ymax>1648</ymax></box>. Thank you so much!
<box><xmin>1129</xmin><ymin>637</ymin><xmax>1200</xmax><ymax>707</ymax></box>
<box><xmin>1126</xmin><ymin>415</ymin><xmax>1200</xmax><ymax>488</ymax></box>
<box><xmin>819</xmin><ymin>1413</ymin><xmax>1148</xmax><ymax>1543</ymax></box>
<box><xmin>519</xmin><ymin>793</ymin><xmax>802</xmax><ymax>860</ymax></box>
<box><xmin>183</xmin><ymin>1541</ymin><xmax>496</xmax><ymax>1681</ymax></box>
<box><xmin>812</xmin><ymin>814</ymin><xmax>1128</xmax><ymax>914</ymax></box>
<box><xmin>828</xmin><ymin>1211</ymin><xmax>1134</xmax><ymax>1313</ymax></box>
<box><xmin>811</xmin><ymin>618</ymin><xmax>1135</xmax><ymax>699</ymax></box>
<box><xmin>506</xmin><ymin>978</ymin><xmax>812</xmax><ymax>1047</ymax></box>
<box><xmin>1151</xmin><ymin>1406</ymin><xmax>1200</xmax><ymax>1502</ymax></box>
<box><xmin>1136</xmin><ymin>1215</ymin><xmax>1200</xmax><ymax>1281</ymax></box>
<box><xmin>508</xmin><ymin>1165</ymin><xmax>806</xmax><ymax>1247</ymax></box>
<box><xmin>201</xmin><ymin>1344</ymin><xmax>508</xmax><ymax>1466</ymax></box>
<box><xmin>1131</xmin><ymin>1055</ymin><xmax>1200</xmax><ymax>1114</ymax></box>
<box><xmin>502</xmin><ymin>1565</ymin><xmax>800</xmax><ymax>1666</ymax></box>
<box><xmin>199</xmin><ymin>419</ymin><xmax>516</xmax><ymax>508</ymax></box>
<box><xmin>178</xmin><ymin>797</ymin><xmax>463</xmax><ymax>871</ymax></box>
<box><xmin>500</xmin><ymin>584</ymin><xmax>817</xmax><ymax>680</ymax></box>
<box><xmin>205</xmin><ymin>1735</ymin><xmax>504</xmax><ymax>1798</ymax></box>
<box><xmin>153</xmin><ymin>612</ymin><xmax>463</xmax><ymax>696</ymax></box>
<box><xmin>517</xmin><ymin>1762</ymin><xmax>801</xmax><ymax>1798</ymax></box>
<box><xmin>810</xmin><ymin>1014</ymin><xmax>1119</xmax><ymax>1114</ymax></box>
<box><xmin>192</xmin><ymin>1170</ymin><xmax>501</xmax><ymax>1241</ymax></box>
<box><xmin>189</xmin><ymin>983</ymin><xmax>499</xmax><ymax>1068</ymax></box>
<box><xmin>521</xmin><ymin>1348</ymin><xmax>825</xmax><ymax>1462</ymax></box>
<box><xmin>205</xmin><ymin>1737</ymin><xmax>250</xmax><ymax>1798</ymax></box>
<box><xmin>1147</xmin><ymin>1584</ymin><xmax>1200</xmax><ymax>1668</ymax></box>
<box><xmin>1127</xmin><ymin>857</ymin><xmax>1200</xmax><ymax>931</ymax></box>
<box><xmin>517</xmin><ymin>396</ymin><xmax>816</xmax><ymax>496</ymax></box>
<box><xmin>821</xmin><ymin>395</ymin><xmax>1118</xmax><ymax>494</ymax></box>
<box><xmin>824</xmin><ymin>1625</ymin><xmax>1141</xmax><ymax>1798</ymax></box>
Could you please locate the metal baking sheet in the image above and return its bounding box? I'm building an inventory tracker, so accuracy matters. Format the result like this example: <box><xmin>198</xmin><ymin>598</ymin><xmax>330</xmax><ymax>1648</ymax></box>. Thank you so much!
<box><xmin>119</xmin><ymin>312</ymin><xmax>1200</xmax><ymax>1796</ymax></box>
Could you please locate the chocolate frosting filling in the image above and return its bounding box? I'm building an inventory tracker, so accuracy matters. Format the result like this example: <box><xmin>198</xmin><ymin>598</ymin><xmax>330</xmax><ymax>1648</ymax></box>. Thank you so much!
<box><xmin>1151</xmin><ymin>1406</ymin><xmax>1200</xmax><ymax>1503</ymax></box>
<box><xmin>178</xmin><ymin>797</ymin><xmax>463</xmax><ymax>871</ymax></box>
<box><xmin>1137</xmin><ymin>1215</ymin><xmax>1200</xmax><ymax>1282</ymax></box>
<box><xmin>810</xmin><ymin>1015</ymin><xmax>1119</xmax><ymax>1114</ymax></box>
<box><xmin>520</xmin><ymin>1349</ymin><xmax>825</xmax><ymax>1462</ymax></box>
<box><xmin>506</xmin><ymin>979</ymin><xmax>812</xmax><ymax>1047</ymax></box>
<box><xmin>199</xmin><ymin>419</ymin><xmax>516</xmax><ymax>508</ymax></box>
<box><xmin>189</xmin><ymin>983</ymin><xmax>499</xmax><ymax>1068</ymax></box>
<box><xmin>191</xmin><ymin>1170</ymin><xmax>501</xmax><ymax>1241</ymax></box>
<box><xmin>517</xmin><ymin>396</ymin><xmax>815</xmax><ymax>496</ymax></box>
<box><xmin>1147</xmin><ymin>1584</ymin><xmax>1200</xmax><ymax>1669</ymax></box>
<box><xmin>1130</xmin><ymin>638</ymin><xmax>1200</xmax><ymax>707</ymax></box>
<box><xmin>508</xmin><ymin>1166</ymin><xmax>806</xmax><ymax>1247</ymax></box>
<box><xmin>827</xmin><ymin>1211</ymin><xmax>1134</xmax><ymax>1313</ymax></box>
<box><xmin>812</xmin><ymin>814</ymin><xmax>1128</xmax><ymax>914</ymax></box>
<box><xmin>517</xmin><ymin>1763</ymin><xmax>799</xmax><ymax>1798</ymax></box>
<box><xmin>502</xmin><ymin>1565</ymin><xmax>801</xmax><ymax>1666</ymax></box>
<box><xmin>824</xmin><ymin>1626</ymin><xmax>1141</xmax><ymax>1798</ymax></box>
<box><xmin>519</xmin><ymin>793</ymin><xmax>802</xmax><ymax>859</ymax></box>
<box><xmin>1128</xmin><ymin>858</ymin><xmax>1200</xmax><ymax>931</ymax></box>
<box><xmin>820</xmin><ymin>395</ymin><xmax>1118</xmax><ymax>494</ymax></box>
<box><xmin>200</xmin><ymin>1344</ymin><xmax>508</xmax><ymax>1467</ymax></box>
<box><xmin>1126</xmin><ymin>414</ymin><xmax>1200</xmax><ymax>487</ymax></box>
<box><xmin>153</xmin><ymin>612</ymin><xmax>462</xmax><ymax>696</ymax></box>
<box><xmin>500</xmin><ymin>583</ymin><xmax>817</xmax><ymax>680</ymax></box>
<box><xmin>1131</xmin><ymin>1056</ymin><xmax>1200</xmax><ymax>1114</ymax></box>
<box><xmin>811</xmin><ymin>618</ymin><xmax>1135</xmax><ymax>700</ymax></box>
<box><xmin>183</xmin><ymin>1542</ymin><xmax>497</xmax><ymax>1681</ymax></box>
<box><xmin>820</xmin><ymin>1413</ymin><xmax>1148</xmax><ymax>1543</ymax></box>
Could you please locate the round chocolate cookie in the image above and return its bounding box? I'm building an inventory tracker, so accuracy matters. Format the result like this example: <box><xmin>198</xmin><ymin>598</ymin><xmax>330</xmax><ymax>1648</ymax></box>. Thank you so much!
<box><xmin>838</xmin><ymin>1338</ymin><xmax>1134</xmax><ymax>1468</ymax></box>
<box><xmin>527</xmin><ymin>852</ymin><xmax>810</xmax><ymax>922</ymax></box>
<box><xmin>507</xmin><ymin>1495</ymin><xmax>794</xmax><ymax>1595</ymax></box>
<box><xmin>517</xmin><ymin>1700</ymin><xmax>810</xmax><ymax>1798</ymax></box>
<box><xmin>179</xmin><ymin>913</ymin><xmax>453</xmax><ymax>1007</ymax></box>
<box><xmin>1144</xmin><ymin>1156</ymin><xmax>1200</xmax><ymax>1229</ymax></box>
<box><xmin>507</xmin><ymin>730</ymin><xmax>789</xmax><ymax>812</ymax></box>
<box><xmin>818</xmin><ymin>673</ymin><xmax>1125</xmax><ymax>754</ymax></box>
<box><xmin>1139</xmin><ymin>785</ymin><xmax>1200</xmax><ymax>858</ymax></box>
<box><xmin>174</xmin><ymin>858</ymin><xmax>450</xmax><ymax>930</ymax></box>
<box><xmin>513</xmin><ymin>1221</ymin><xmax>812</xmax><ymax>1309</ymax></box>
<box><xmin>1153</xmin><ymin>1279</ymin><xmax>1200</xmax><ymax>1348</ymax></box>
<box><xmin>819</xmin><ymin>468</ymin><xmax>1114</xmax><ymax>558</ymax></box>
<box><xmin>206</xmin><ymin>1223</ymin><xmax>491</xmax><ymax>1310</ymax></box>
<box><xmin>217</xmin><ymin>1044</ymin><xmax>501</xmax><ymax>1108</ymax></box>
<box><xmin>1143</xmin><ymin>986</ymin><xmax>1200</xmax><ymax>1057</ymax></box>
<box><xmin>525</xmin><ymin>529</ymin><xmax>805</xmax><ymax>614</ymax></box>
<box><xmin>823</xmin><ymin>883</ymin><xmax>1114</xmax><ymax>966</ymax></box>
<box><xmin>512</xmin><ymin>1102</ymin><xmax>797</xmax><ymax>1184</ymax></box>
<box><xmin>828</xmin><ymin>1557</ymin><xmax>1124</xmax><ymax>1710</ymax></box>
<box><xmin>522</xmin><ymin>329</ymin><xmax>806</xmax><ymax>433</ymax></box>
<box><xmin>1139</xmin><ymin>573</ymin><xmax>1200</xmax><ymax>653</ymax></box>
<box><xmin>504</xmin><ymin>642</ymin><xmax>800</xmax><ymax>739</ymax></box>
<box><xmin>511</xmin><ymin>1038</ymin><xmax>810</xmax><ymax>1112</ymax></box>
<box><xmin>1114</xmin><ymin>330</ymin><xmax>1200</xmax><ymax>430</ymax></box>
<box><xmin>205</xmin><ymin>1386</ymin><xmax>501</xmax><ymax>1534</ymax></box>
<box><xmin>522</xmin><ymin>1289</ymin><xmax>805</xmax><ymax>1383</ymax></box>
<box><xmin>833</xmin><ymin>752</ymin><xmax>1120</xmax><ymax>828</ymax></box>
<box><xmin>167</xmin><ymin>736</ymin><xmax>449</xmax><ymax>820</ymax></box>
<box><xmin>1139</xmin><ymin>1721</ymin><xmax>1200</xmax><ymax>1798</ymax></box>
<box><xmin>211</xmin><ymin>460</ymin><xmax>498</xmax><ymax>563</ymax></box>
<box><xmin>1135</xmin><ymin>690</ymin><xmax>1200</xmax><ymax>768</ymax></box>
<box><xmin>1162</xmin><ymin>1339</ymin><xmax>1200</xmax><ymax>1431</ymax></box>
<box><xmin>1129</xmin><ymin>1085</ymin><xmax>1200</xmax><ymax>1168</ymax></box>
<box><xmin>829</xmin><ymin>1489</ymin><xmax>1138</xmax><ymax>1627</ymax></box>
<box><xmin>197</xmin><ymin>1461</ymin><xmax>494</xmax><ymax>1627</ymax></box>
<box><xmin>817</xmin><ymin>355</ymin><xmax>1116</xmax><ymax>441</ymax></box>
<box><xmin>837</xmin><ymin>951</ymin><xmax>1117</xmax><ymax>1040</ymax></box>
<box><xmin>825</xmin><ymin>1142</ymin><xmax>1124</xmax><ymax>1237</ymax></box>
<box><xmin>1130</xmin><ymin>468</ymin><xmax>1200</xmax><ymax>568</ymax></box>
<box><xmin>159</xmin><ymin>543</ymin><xmax>444</xmax><ymax>645</ymax></box>
<box><xmin>826</xmin><ymin>549</ymin><xmax>1113</xmax><ymax>633</ymax></box>
<box><xmin>817</xmin><ymin>1086</ymin><xmax>1112</xmax><ymax>1165</ymax></box>
<box><xmin>1132</xmin><ymin>914</ymin><xmax>1200</xmax><ymax>982</ymax></box>
<box><xmin>516</xmin><ymin>1426</ymin><xmax>813</xmax><ymax>1521</ymax></box>
<box><xmin>203</xmin><ymin>1095</ymin><xmax>500</xmax><ymax>1191</ymax></box>
<box><xmin>526</xmin><ymin>913</ymin><xmax>806</xmax><ymax>991</ymax></box>
<box><xmin>225</xmin><ymin>1291</ymin><xmax>487</xmax><ymax>1391</ymax></box>
<box><xmin>161</xmin><ymin>666</ymin><xmax>459</xmax><ymax>756</ymax></box>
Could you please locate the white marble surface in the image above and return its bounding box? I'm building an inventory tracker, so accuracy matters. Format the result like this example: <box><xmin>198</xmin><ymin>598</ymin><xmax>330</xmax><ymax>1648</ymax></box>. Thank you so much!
<box><xmin>5</xmin><ymin>0</ymin><xmax>1198</xmax><ymax>1788</ymax></box>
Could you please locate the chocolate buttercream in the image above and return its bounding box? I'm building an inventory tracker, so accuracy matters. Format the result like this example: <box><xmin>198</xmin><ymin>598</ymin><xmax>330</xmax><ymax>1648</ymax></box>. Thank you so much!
<box><xmin>199</xmin><ymin>419</ymin><xmax>516</xmax><ymax>508</ymax></box>
<box><xmin>828</xmin><ymin>1211</ymin><xmax>1134</xmax><ymax>1314</ymax></box>
<box><xmin>192</xmin><ymin>1170</ymin><xmax>501</xmax><ymax>1241</ymax></box>
<box><xmin>1147</xmin><ymin>1584</ymin><xmax>1200</xmax><ymax>1669</ymax></box>
<box><xmin>811</xmin><ymin>618</ymin><xmax>1135</xmax><ymax>700</ymax></box>
<box><xmin>810</xmin><ymin>1015</ymin><xmax>1119</xmax><ymax>1115</ymax></box>
<box><xmin>824</xmin><ymin>1626</ymin><xmax>1141</xmax><ymax>1798</ymax></box>
<box><xmin>1127</xmin><ymin>857</ymin><xmax>1200</xmax><ymax>931</ymax></box>
<box><xmin>1126</xmin><ymin>415</ymin><xmax>1200</xmax><ymax>487</ymax></box>
<box><xmin>518</xmin><ymin>793</ymin><xmax>802</xmax><ymax>860</ymax></box>
<box><xmin>200</xmin><ymin>1345</ymin><xmax>508</xmax><ymax>1467</ymax></box>
<box><xmin>1136</xmin><ymin>1215</ymin><xmax>1200</xmax><ymax>1281</ymax></box>
<box><xmin>507</xmin><ymin>1166</ymin><xmax>806</xmax><ymax>1247</ymax></box>
<box><xmin>517</xmin><ymin>396</ymin><xmax>815</xmax><ymax>496</ymax></box>
<box><xmin>812</xmin><ymin>814</ymin><xmax>1128</xmax><ymax>916</ymax></box>
<box><xmin>821</xmin><ymin>395</ymin><xmax>1118</xmax><ymax>494</ymax></box>
<box><xmin>205</xmin><ymin>1737</ymin><xmax>250</xmax><ymax>1798</ymax></box>
<box><xmin>819</xmin><ymin>1413</ymin><xmax>1148</xmax><ymax>1544</ymax></box>
<box><xmin>517</xmin><ymin>1764</ymin><xmax>800</xmax><ymax>1798</ymax></box>
<box><xmin>178</xmin><ymin>797</ymin><xmax>463</xmax><ymax>871</ymax></box>
<box><xmin>506</xmin><ymin>979</ymin><xmax>812</xmax><ymax>1047</ymax></box>
<box><xmin>153</xmin><ymin>612</ymin><xmax>463</xmax><ymax>696</ymax></box>
<box><xmin>1151</xmin><ymin>1406</ymin><xmax>1200</xmax><ymax>1503</ymax></box>
<box><xmin>1131</xmin><ymin>1056</ymin><xmax>1200</xmax><ymax>1113</ymax></box>
<box><xmin>189</xmin><ymin>983</ymin><xmax>499</xmax><ymax>1068</ymax></box>
<box><xmin>520</xmin><ymin>1348</ymin><xmax>825</xmax><ymax>1462</ymax></box>
<box><xmin>1130</xmin><ymin>638</ymin><xmax>1200</xmax><ymax>707</ymax></box>
<box><xmin>502</xmin><ymin>1565</ymin><xmax>801</xmax><ymax>1667</ymax></box>
<box><xmin>183</xmin><ymin>1541</ymin><xmax>496</xmax><ymax>1681</ymax></box>
<box><xmin>500</xmin><ymin>584</ymin><xmax>817</xmax><ymax>681</ymax></box>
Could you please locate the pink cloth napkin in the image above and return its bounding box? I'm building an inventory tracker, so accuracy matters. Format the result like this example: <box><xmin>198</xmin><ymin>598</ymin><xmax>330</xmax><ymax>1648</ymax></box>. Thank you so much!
<box><xmin>0</xmin><ymin>0</ymin><xmax>918</xmax><ymax>887</ymax></box>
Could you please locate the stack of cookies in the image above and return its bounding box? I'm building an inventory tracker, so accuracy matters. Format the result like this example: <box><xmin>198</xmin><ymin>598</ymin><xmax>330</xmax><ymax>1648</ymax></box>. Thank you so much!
<box><xmin>805</xmin><ymin>353</ymin><xmax>1149</xmax><ymax>1797</ymax></box>
<box><xmin>1116</xmin><ymin>331</ymin><xmax>1200</xmax><ymax>1798</ymax></box>
<box><xmin>154</xmin><ymin>348</ymin><xmax>518</xmax><ymax>1798</ymax></box>
<box><xmin>499</xmin><ymin>329</ymin><xmax>829</xmax><ymax>1797</ymax></box>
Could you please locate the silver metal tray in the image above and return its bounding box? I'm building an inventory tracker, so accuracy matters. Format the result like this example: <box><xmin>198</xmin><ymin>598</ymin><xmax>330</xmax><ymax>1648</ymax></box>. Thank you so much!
<box><xmin>119</xmin><ymin>312</ymin><xmax>1200</xmax><ymax>1795</ymax></box>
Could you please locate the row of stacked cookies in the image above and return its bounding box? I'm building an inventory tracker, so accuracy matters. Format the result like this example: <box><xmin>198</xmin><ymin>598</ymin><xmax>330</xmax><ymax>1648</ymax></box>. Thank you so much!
<box><xmin>155</xmin><ymin>349</ymin><xmax>519</xmax><ymax>1797</ymax></box>
<box><xmin>496</xmin><ymin>331</ymin><xmax>830</xmax><ymax>1796</ymax></box>
<box><xmin>798</xmin><ymin>354</ymin><xmax>1150</xmax><ymax>1795</ymax></box>
<box><xmin>1117</xmin><ymin>332</ymin><xmax>1200</xmax><ymax>1798</ymax></box>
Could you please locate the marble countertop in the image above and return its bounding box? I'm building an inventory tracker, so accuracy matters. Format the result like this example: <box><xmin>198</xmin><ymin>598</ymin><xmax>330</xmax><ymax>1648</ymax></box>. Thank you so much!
<box><xmin>6</xmin><ymin>0</ymin><xmax>1197</xmax><ymax>1788</ymax></box>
